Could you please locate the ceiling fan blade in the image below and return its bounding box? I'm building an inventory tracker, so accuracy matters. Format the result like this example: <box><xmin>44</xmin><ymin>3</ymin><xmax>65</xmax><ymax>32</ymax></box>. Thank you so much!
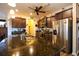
<box><xmin>36</xmin><ymin>6</ymin><xmax>38</xmax><ymax>10</ymax></box>
<box><xmin>28</xmin><ymin>7</ymin><xmax>35</xmax><ymax>10</ymax></box>
<box><xmin>36</xmin><ymin>12</ymin><xmax>39</xmax><ymax>15</ymax></box>
<box><xmin>39</xmin><ymin>11</ymin><xmax>46</xmax><ymax>13</ymax></box>
<box><xmin>38</xmin><ymin>6</ymin><xmax>43</xmax><ymax>10</ymax></box>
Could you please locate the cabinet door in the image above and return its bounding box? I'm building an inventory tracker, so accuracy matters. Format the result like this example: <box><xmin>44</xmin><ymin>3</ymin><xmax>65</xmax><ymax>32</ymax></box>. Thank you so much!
<box><xmin>55</xmin><ymin>12</ymin><xmax>63</xmax><ymax>20</ymax></box>
<box><xmin>12</xmin><ymin>17</ymin><xmax>26</xmax><ymax>28</ymax></box>
<box><xmin>63</xmin><ymin>9</ymin><xmax>72</xmax><ymax>18</ymax></box>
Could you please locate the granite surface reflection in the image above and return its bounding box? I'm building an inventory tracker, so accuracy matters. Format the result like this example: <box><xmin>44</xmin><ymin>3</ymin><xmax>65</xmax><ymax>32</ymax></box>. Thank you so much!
<box><xmin>0</xmin><ymin>36</ymin><xmax>61</xmax><ymax>56</ymax></box>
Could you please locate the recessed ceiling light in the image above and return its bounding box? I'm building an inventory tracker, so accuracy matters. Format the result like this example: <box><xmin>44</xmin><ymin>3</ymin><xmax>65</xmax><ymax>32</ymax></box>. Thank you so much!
<box><xmin>10</xmin><ymin>9</ymin><xmax>15</xmax><ymax>14</ymax></box>
<box><xmin>16</xmin><ymin>9</ymin><xmax>18</xmax><ymax>12</ymax></box>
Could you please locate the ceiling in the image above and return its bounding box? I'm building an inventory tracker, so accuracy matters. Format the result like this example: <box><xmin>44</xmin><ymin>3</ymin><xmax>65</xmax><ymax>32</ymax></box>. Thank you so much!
<box><xmin>0</xmin><ymin>3</ymin><xmax>72</xmax><ymax>20</ymax></box>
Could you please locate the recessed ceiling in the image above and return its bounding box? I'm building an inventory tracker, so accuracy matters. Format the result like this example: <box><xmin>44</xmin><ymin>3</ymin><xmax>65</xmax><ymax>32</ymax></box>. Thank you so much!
<box><xmin>0</xmin><ymin>3</ymin><xmax>72</xmax><ymax>20</ymax></box>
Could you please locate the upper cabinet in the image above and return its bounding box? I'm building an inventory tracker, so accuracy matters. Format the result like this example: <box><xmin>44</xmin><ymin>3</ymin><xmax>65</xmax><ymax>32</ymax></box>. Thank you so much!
<box><xmin>12</xmin><ymin>17</ymin><xmax>26</xmax><ymax>28</ymax></box>
<box><xmin>55</xmin><ymin>12</ymin><xmax>63</xmax><ymax>20</ymax></box>
<box><xmin>38</xmin><ymin>17</ymin><xmax>52</xmax><ymax>28</ymax></box>
<box><xmin>63</xmin><ymin>9</ymin><xmax>72</xmax><ymax>18</ymax></box>
<box><xmin>55</xmin><ymin>8</ymin><xmax>72</xmax><ymax>20</ymax></box>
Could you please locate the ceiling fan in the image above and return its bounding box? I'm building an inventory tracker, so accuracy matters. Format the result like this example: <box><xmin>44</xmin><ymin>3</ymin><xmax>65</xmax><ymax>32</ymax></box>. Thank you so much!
<box><xmin>28</xmin><ymin>4</ymin><xmax>50</xmax><ymax>15</ymax></box>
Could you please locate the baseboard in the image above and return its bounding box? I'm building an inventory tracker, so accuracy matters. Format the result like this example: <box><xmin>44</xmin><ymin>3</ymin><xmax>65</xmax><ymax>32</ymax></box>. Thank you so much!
<box><xmin>72</xmin><ymin>52</ymin><xmax>77</xmax><ymax>56</ymax></box>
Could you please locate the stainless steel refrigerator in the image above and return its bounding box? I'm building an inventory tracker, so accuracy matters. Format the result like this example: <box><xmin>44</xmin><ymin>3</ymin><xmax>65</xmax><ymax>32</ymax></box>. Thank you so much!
<box><xmin>59</xmin><ymin>18</ymin><xmax>72</xmax><ymax>53</ymax></box>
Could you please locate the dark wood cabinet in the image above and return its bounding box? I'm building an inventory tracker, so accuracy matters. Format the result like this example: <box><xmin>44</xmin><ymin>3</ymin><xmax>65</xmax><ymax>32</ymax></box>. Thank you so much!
<box><xmin>38</xmin><ymin>17</ymin><xmax>52</xmax><ymax>28</ymax></box>
<box><xmin>12</xmin><ymin>17</ymin><xmax>26</xmax><ymax>28</ymax></box>
<box><xmin>0</xmin><ymin>27</ymin><xmax>7</xmax><ymax>41</ymax></box>
<box><xmin>55</xmin><ymin>9</ymin><xmax>72</xmax><ymax>20</ymax></box>
<box><xmin>63</xmin><ymin>9</ymin><xmax>72</xmax><ymax>18</ymax></box>
<box><xmin>55</xmin><ymin>12</ymin><xmax>63</xmax><ymax>20</ymax></box>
